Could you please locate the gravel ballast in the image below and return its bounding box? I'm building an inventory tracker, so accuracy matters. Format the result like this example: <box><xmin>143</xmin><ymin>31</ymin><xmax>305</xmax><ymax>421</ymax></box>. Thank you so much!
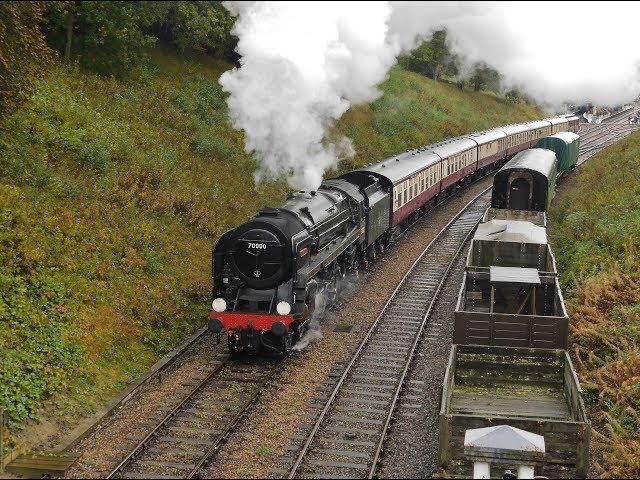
<box><xmin>60</xmin><ymin>177</ymin><xmax>492</xmax><ymax>479</ymax></box>
<box><xmin>205</xmin><ymin>177</ymin><xmax>493</xmax><ymax>479</ymax></box>
<box><xmin>375</xmin><ymin>246</ymin><xmax>468</xmax><ymax>478</ymax></box>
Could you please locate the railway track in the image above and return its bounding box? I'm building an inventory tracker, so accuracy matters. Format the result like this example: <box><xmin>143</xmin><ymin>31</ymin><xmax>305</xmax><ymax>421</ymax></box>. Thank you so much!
<box><xmin>67</xmin><ymin>113</ymin><xmax>634</xmax><ymax>479</ymax></box>
<box><xmin>286</xmin><ymin>188</ymin><xmax>493</xmax><ymax>479</ymax></box>
<box><xmin>107</xmin><ymin>357</ymin><xmax>275</xmax><ymax>479</ymax></box>
<box><xmin>577</xmin><ymin>105</ymin><xmax>639</xmax><ymax>164</ymax></box>
<box><xmin>280</xmin><ymin>121</ymin><xmax>630</xmax><ymax>479</ymax></box>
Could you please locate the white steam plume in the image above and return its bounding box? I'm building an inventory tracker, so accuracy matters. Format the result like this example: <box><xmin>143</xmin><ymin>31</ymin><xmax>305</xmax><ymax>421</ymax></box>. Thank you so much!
<box><xmin>220</xmin><ymin>2</ymin><xmax>399</xmax><ymax>190</ymax></box>
<box><xmin>221</xmin><ymin>1</ymin><xmax>640</xmax><ymax>190</ymax></box>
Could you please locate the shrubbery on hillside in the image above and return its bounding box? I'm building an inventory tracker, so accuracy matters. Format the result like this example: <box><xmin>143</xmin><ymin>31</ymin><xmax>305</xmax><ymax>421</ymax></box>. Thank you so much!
<box><xmin>0</xmin><ymin>2</ymin><xmax>53</xmax><ymax>114</ymax></box>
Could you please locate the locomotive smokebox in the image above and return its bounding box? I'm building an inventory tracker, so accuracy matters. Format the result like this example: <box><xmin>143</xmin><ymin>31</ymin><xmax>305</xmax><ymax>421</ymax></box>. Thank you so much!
<box><xmin>215</xmin><ymin>207</ymin><xmax>306</xmax><ymax>290</ymax></box>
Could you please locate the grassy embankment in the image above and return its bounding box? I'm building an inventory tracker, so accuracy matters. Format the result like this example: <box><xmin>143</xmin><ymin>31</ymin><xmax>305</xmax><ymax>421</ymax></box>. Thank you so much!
<box><xmin>0</xmin><ymin>47</ymin><xmax>542</xmax><ymax>446</ymax></box>
<box><xmin>550</xmin><ymin>130</ymin><xmax>640</xmax><ymax>478</ymax></box>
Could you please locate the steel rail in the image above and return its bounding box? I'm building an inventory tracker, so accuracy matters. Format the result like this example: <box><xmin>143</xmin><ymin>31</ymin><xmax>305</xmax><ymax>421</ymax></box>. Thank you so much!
<box><xmin>288</xmin><ymin>186</ymin><xmax>492</xmax><ymax>479</ymax></box>
<box><xmin>106</xmin><ymin>357</ymin><xmax>230</xmax><ymax>478</ymax></box>
<box><xmin>367</xmin><ymin>190</ymin><xmax>485</xmax><ymax>478</ymax></box>
<box><xmin>186</xmin><ymin>372</ymin><xmax>271</xmax><ymax>478</ymax></box>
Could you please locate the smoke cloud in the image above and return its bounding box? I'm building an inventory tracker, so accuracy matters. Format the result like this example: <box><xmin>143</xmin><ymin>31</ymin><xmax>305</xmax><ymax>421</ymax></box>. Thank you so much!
<box><xmin>221</xmin><ymin>1</ymin><xmax>640</xmax><ymax>189</ymax></box>
<box><xmin>220</xmin><ymin>2</ymin><xmax>398</xmax><ymax>190</ymax></box>
<box><xmin>389</xmin><ymin>2</ymin><xmax>640</xmax><ymax>107</ymax></box>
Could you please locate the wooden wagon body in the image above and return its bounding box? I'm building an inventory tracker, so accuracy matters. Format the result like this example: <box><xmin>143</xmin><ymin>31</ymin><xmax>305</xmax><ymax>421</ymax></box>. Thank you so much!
<box><xmin>438</xmin><ymin>345</ymin><xmax>590</xmax><ymax>478</ymax></box>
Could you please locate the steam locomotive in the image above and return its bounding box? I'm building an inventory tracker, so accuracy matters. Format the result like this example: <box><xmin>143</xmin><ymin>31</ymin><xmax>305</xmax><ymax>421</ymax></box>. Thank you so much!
<box><xmin>208</xmin><ymin>115</ymin><xmax>580</xmax><ymax>355</ymax></box>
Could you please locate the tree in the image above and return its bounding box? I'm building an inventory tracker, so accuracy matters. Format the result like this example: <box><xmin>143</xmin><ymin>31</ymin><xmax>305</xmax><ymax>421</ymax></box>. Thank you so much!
<box><xmin>505</xmin><ymin>88</ymin><xmax>521</xmax><ymax>103</ymax></box>
<box><xmin>43</xmin><ymin>1</ymin><xmax>167</xmax><ymax>76</ymax></box>
<box><xmin>155</xmin><ymin>1</ymin><xmax>237</xmax><ymax>60</ymax></box>
<box><xmin>401</xmin><ymin>29</ymin><xmax>458</xmax><ymax>81</ymax></box>
<box><xmin>0</xmin><ymin>1</ymin><xmax>53</xmax><ymax>113</ymax></box>
<box><xmin>42</xmin><ymin>2</ymin><xmax>237</xmax><ymax>76</ymax></box>
<box><xmin>468</xmin><ymin>63</ymin><xmax>501</xmax><ymax>93</ymax></box>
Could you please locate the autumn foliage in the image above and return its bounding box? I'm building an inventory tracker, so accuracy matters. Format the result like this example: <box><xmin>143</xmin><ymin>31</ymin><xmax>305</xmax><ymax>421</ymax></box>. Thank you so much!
<box><xmin>0</xmin><ymin>1</ymin><xmax>52</xmax><ymax>113</ymax></box>
<box><xmin>551</xmin><ymin>130</ymin><xmax>640</xmax><ymax>477</ymax></box>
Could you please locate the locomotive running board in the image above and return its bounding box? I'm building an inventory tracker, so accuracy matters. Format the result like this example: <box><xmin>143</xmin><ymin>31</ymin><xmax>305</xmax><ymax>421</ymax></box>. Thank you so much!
<box><xmin>296</xmin><ymin>227</ymin><xmax>363</xmax><ymax>285</ymax></box>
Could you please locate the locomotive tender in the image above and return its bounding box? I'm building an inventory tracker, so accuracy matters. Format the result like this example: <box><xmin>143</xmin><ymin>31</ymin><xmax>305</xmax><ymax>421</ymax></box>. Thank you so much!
<box><xmin>209</xmin><ymin>115</ymin><xmax>580</xmax><ymax>355</ymax></box>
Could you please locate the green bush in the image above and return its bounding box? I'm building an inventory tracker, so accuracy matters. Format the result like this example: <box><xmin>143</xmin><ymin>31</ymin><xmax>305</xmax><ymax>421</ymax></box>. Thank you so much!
<box><xmin>142</xmin><ymin>247</ymin><xmax>161</xmax><ymax>275</ymax></box>
<box><xmin>190</xmin><ymin>130</ymin><xmax>231</xmax><ymax>158</ymax></box>
<box><xmin>0</xmin><ymin>185</ymin><xmax>85</xmax><ymax>429</ymax></box>
<box><xmin>80</xmin><ymin>138</ymin><xmax>111</xmax><ymax>174</ymax></box>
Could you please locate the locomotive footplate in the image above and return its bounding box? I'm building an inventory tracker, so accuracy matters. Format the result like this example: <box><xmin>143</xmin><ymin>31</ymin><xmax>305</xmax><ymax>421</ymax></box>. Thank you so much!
<box><xmin>208</xmin><ymin>311</ymin><xmax>295</xmax><ymax>331</ymax></box>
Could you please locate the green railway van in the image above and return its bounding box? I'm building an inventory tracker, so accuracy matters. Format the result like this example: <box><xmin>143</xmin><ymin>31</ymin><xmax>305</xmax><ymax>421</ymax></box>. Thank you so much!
<box><xmin>536</xmin><ymin>132</ymin><xmax>580</xmax><ymax>177</ymax></box>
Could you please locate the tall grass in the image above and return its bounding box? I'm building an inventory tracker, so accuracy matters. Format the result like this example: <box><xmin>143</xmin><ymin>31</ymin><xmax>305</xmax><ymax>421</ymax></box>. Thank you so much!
<box><xmin>0</xmin><ymin>47</ymin><xmax>542</xmax><ymax>445</ymax></box>
<box><xmin>550</xmin><ymin>130</ymin><xmax>640</xmax><ymax>478</ymax></box>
